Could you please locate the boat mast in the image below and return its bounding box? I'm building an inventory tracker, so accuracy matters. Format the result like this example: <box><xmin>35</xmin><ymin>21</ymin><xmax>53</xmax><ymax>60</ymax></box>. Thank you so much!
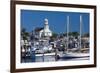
<box><xmin>64</xmin><ymin>16</ymin><xmax>69</xmax><ymax>53</ymax></box>
<box><xmin>80</xmin><ymin>15</ymin><xmax>82</xmax><ymax>50</ymax></box>
<box><xmin>67</xmin><ymin>16</ymin><xmax>69</xmax><ymax>51</ymax></box>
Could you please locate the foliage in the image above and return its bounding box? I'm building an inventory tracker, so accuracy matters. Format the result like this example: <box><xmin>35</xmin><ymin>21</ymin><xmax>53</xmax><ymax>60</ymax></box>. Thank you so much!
<box><xmin>83</xmin><ymin>33</ymin><xmax>89</xmax><ymax>37</ymax></box>
<box><xmin>21</xmin><ymin>28</ymin><xmax>30</xmax><ymax>40</ymax></box>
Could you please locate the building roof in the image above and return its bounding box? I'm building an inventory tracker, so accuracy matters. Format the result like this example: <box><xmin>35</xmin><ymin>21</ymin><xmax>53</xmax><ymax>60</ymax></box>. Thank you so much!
<box><xmin>34</xmin><ymin>27</ymin><xmax>43</xmax><ymax>32</ymax></box>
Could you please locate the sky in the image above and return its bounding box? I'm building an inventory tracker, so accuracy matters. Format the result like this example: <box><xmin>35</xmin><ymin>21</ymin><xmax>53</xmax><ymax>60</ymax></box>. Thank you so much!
<box><xmin>21</xmin><ymin>9</ymin><xmax>90</xmax><ymax>34</ymax></box>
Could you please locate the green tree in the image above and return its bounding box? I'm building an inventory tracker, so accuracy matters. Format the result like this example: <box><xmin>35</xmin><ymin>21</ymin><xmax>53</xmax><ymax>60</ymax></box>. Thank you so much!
<box><xmin>71</xmin><ymin>32</ymin><xmax>79</xmax><ymax>37</ymax></box>
<box><xmin>68</xmin><ymin>32</ymin><xmax>79</xmax><ymax>37</ymax></box>
<box><xmin>52</xmin><ymin>32</ymin><xmax>58</xmax><ymax>38</ymax></box>
<box><xmin>83</xmin><ymin>33</ymin><xmax>89</xmax><ymax>37</ymax></box>
<box><xmin>21</xmin><ymin>28</ymin><xmax>30</xmax><ymax>40</ymax></box>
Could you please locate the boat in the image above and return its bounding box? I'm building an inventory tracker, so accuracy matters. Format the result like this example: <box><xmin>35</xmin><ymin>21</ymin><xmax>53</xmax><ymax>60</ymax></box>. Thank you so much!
<box><xmin>57</xmin><ymin>15</ymin><xmax>90</xmax><ymax>60</ymax></box>
<box><xmin>57</xmin><ymin>52</ymin><xmax>89</xmax><ymax>58</ymax></box>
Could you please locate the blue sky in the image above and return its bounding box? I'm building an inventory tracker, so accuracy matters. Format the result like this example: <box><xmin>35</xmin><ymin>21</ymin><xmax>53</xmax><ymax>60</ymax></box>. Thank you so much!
<box><xmin>21</xmin><ymin>9</ymin><xmax>90</xmax><ymax>34</ymax></box>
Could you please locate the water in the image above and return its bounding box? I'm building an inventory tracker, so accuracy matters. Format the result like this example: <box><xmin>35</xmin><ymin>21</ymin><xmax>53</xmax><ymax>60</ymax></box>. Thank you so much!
<box><xmin>21</xmin><ymin>55</ymin><xmax>56</xmax><ymax>63</ymax></box>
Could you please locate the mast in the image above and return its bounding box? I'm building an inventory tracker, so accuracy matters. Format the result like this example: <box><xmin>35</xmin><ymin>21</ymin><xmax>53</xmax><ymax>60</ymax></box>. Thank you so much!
<box><xmin>80</xmin><ymin>15</ymin><xmax>82</xmax><ymax>50</ymax></box>
<box><xmin>67</xmin><ymin>16</ymin><xmax>69</xmax><ymax>50</ymax></box>
<box><xmin>65</xmin><ymin>16</ymin><xmax>69</xmax><ymax>52</ymax></box>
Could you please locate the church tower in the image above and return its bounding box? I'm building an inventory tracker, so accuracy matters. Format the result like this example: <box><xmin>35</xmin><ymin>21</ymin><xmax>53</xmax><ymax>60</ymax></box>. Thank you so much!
<box><xmin>42</xmin><ymin>18</ymin><xmax>52</xmax><ymax>37</ymax></box>
<box><xmin>38</xmin><ymin>18</ymin><xmax>52</xmax><ymax>39</ymax></box>
<box><xmin>44</xmin><ymin>18</ymin><xmax>49</xmax><ymax>30</ymax></box>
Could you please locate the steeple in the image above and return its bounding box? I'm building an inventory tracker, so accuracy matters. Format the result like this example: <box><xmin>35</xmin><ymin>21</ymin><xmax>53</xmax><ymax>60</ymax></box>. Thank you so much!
<box><xmin>44</xmin><ymin>18</ymin><xmax>48</xmax><ymax>25</ymax></box>
<box><xmin>44</xmin><ymin>18</ymin><xmax>49</xmax><ymax>29</ymax></box>
<box><xmin>41</xmin><ymin>18</ymin><xmax>52</xmax><ymax>37</ymax></box>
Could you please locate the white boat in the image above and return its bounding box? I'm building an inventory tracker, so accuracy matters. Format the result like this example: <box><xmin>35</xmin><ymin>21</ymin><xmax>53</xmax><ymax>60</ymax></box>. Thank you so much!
<box><xmin>35</xmin><ymin>52</ymin><xmax>55</xmax><ymax>56</ymax></box>
<box><xmin>58</xmin><ymin>52</ymin><xmax>89</xmax><ymax>58</ymax></box>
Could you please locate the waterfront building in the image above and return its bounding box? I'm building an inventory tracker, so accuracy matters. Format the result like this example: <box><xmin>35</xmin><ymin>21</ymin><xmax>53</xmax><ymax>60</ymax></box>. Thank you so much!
<box><xmin>33</xmin><ymin>18</ymin><xmax>52</xmax><ymax>40</ymax></box>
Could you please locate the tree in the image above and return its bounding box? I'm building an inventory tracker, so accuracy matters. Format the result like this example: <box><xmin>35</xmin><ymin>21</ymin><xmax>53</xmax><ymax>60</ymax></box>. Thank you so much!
<box><xmin>83</xmin><ymin>33</ymin><xmax>89</xmax><ymax>37</ymax></box>
<box><xmin>52</xmin><ymin>32</ymin><xmax>58</xmax><ymax>38</ymax></box>
<box><xmin>71</xmin><ymin>32</ymin><xmax>79</xmax><ymax>37</ymax></box>
<box><xmin>21</xmin><ymin>28</ymin><xmax>30</xmax><ymax>40</ymax></box>
<box><xmin>50</xmin><ymin>32</ymin><xmax>58</xmax><ymax>42</ymax></box>
<box><xmin>68</xmin><ymin>32</ymin><xmax>79</xmax><ymax>37</ymax></box>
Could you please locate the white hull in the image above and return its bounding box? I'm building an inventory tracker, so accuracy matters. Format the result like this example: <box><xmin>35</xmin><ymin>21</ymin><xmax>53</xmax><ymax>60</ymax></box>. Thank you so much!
<box><xmin>35</xmin><ymin>52</ymin><xmax>89</xmax><ymax>58</ymax></box>
<box><xmin>58</xmin><ymin>52</ymin><xmax>89</xmax><ymax>58</ymax></box>
<box><xmin>36</xmin><ymin>53</ymin><xmax>55</xmax><ymax>56</ymax></box>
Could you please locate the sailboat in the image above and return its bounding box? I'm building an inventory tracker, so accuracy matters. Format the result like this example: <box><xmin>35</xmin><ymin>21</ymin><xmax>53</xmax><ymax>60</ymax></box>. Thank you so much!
<box><xmin>57</xmin><ymin>15</ymin><xmax>90</xmax><ymax>60</ymax></box>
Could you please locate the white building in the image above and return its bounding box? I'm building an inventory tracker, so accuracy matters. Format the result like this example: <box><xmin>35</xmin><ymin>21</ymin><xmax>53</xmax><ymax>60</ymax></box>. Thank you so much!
<box><xmin>34</xmin><ymin>18</ymin><xmax>52</xmax><ymax>39</ymax></box>
<box><xmin>40</xmin><ymin>18</ymin><xmax>52</xmax><ymax>38</ymax></box>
